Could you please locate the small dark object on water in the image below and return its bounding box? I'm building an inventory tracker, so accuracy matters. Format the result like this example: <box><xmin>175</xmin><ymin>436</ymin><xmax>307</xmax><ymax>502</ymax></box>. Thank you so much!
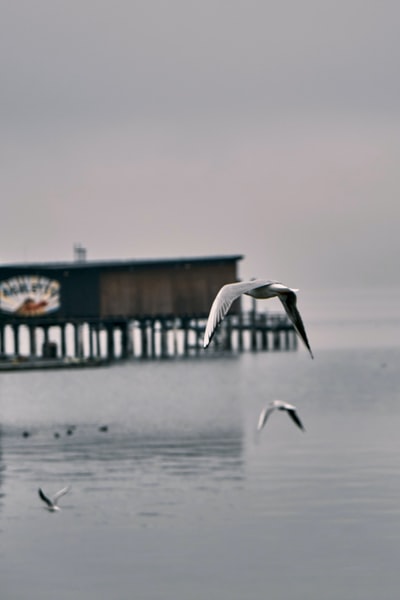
<box><xmin>22</xmin><ymin>431</ymin><xmax>30</xmax><ymax>438</ymax></box>
<box><xmin>66</xmin><ymin>428</ymin><xmax>74</xmax><ymax>435</ymax></box>
<box><xmin>54</xmin><ymin>432</ymin><xmax>60</xmax><ymax>439</ymax></box>
<box><xmin>98</xmin><ymin>425</ymin><xmax>108</xmax><ymax>432</ymax></box>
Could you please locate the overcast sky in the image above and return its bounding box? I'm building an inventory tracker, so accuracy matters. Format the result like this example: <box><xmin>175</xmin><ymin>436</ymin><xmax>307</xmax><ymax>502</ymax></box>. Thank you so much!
<box><xmin>1</xmin><ymin>0</ymin><xmax>399</xmax><ymax>292</ymax></box>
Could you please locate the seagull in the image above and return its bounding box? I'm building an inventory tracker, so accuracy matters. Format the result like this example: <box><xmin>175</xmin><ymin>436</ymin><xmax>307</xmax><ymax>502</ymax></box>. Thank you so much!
<box><xmin>203</xmin><ymin>279</ymin><xmax>313</xmax><ymax>358</ymax></box>
<box><xmin>38</xmin><ymin>486</ymin><xmax>71</xmax><ymax>512</ymax></box>
<box><xmin>257</xmin><ymin>400</ymin><xmax>305</xmax><ymax>432</ymax></box>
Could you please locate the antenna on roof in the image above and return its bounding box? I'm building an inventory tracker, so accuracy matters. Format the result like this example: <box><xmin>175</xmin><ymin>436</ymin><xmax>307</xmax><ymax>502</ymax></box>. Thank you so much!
<box><xmin>74</xmin><ymin>243</ymin><xmax>87</xmax><ymax>262</ymax></box>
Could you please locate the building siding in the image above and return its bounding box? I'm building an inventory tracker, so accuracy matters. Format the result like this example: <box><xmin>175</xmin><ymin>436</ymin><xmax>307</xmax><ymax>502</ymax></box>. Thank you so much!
<box><xmin>99</xmin><ymin>261</ymin><xmax>239</xmax><ymax>318</ymax></box>
<box><xmin>0</xmin><ymin>255</ymin><xmax>242</xmax><ymax>321</ymax></box>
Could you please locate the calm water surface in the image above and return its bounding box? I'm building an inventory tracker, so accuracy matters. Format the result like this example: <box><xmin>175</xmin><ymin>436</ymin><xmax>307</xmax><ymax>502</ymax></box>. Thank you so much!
<box><xmin>1</xmin><ymin>315</ymin><xmax>400</xmax><ymax>599</ymax></box>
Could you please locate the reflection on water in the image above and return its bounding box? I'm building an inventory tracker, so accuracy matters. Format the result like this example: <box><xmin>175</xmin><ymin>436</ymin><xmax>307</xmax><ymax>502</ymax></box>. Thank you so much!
<box><xmin>1</xmin><ymin>420</ymin><xmax>245</xmax><ymax>541</ymax></box>
<box><xmin>1</xmin><ymin>347</ymin><xmax>400</xmax><ymax>600</ymax></box>
<box><xmin>2</xmin><ymin>424</ymin><xmax>244</xmax><ymax>477</ymax></box>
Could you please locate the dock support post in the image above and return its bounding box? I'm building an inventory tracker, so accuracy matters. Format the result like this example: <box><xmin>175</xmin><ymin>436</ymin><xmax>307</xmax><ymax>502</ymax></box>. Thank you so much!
<box><xmin>0</xmin><ymin>325</ymin><xmax>4</xmax><ymax>356</ymax></box>
<box><xmin>106</xmin><ymin>324</ymin><xmax>115</xmax><ymax>360</ymax></box>
<box><xmin>238</xmin><ymin>312</ymin><xmax>244</xmax><ymax>352</ymax></box>
<box><xmin>88</xmin><ymin>324</ymin><xmax>94</xmax><ymax>358</ymax></box>
<box><xmin>193</xmin><ymin>318</ymin><xmax>200</xmax><ymax>354</ymax></box>
<box><xmin>29</xmin><ymin>325</ymin><xmax>37</xmax><ymax>357</ymax></box>
<box><xmin>121</xmin><ymin>322</ymin><xmax>129</xmax><ymax>359</ymax></box>
<box><xmin>12</xmin><ymin>325</ymin><xmax>19</xmax><ymax>356</ymax></box>
<box><xmin>172</xmin><ymin>321</ymin><xmax>178</xmax><ymax>357</ymax></box>
<box><xmin>273</xmin><ymin>330</ymin><xmax>281</xmax><ymax>351</ymax></box>
<box><xmin>224</xmin><ymin>317</ymin><xmax>232</xmax><ymax>351</ymax></box>
<box><xmin>292</xmin><ymin>331</ymin><xmax>298</xmax><ymax>351</ymax></box>
<box><xmin>160</xmin><ymin>319</ymin><xmax>168</xmax><ymax>358</ymax></box>
<box><xmin>60</xmin><ymin>324</ymin><xmax>67</xmax><ymax>357</ymax></box>
<box><xmin>250</xmin><ymin>300</ymin><xmax>257</xmax><ymax>351</ymax></box>
<box><xmin>129</xmin><ymin>322</ymin><xmax>135</xmax><ymax>358</ymax></box>
<box><xmin>95</xmin><ymin>325</ymin><xmax>101</xmax><ymax>357</ymax></box>
<box><xmin>284</xmin><ymin>329</ymin><xmax>290</xmax><ymax>351</ymax></box>
<box><xmin>78</xmin><ymin>324</ymin><xmax>85</xmax><ymax>358</ymax></box>
<box><xmin>140</xmin><ymin>321</ymin><xmax>148</xmax><ymax>358</ymax></box>
<box><xmin>150</xmin><ymin>319</ymin><xmax>156</xmax><ymax>358</ymax></box>
<box><xmin>183</xmin><ymin>318</ymin><xmax>189</xmax><ymax>356</ymax></box>
<box><xmin>73</xmin><ymin>323</ymin><xmax>79</xmax><ymax>358</ymax></box>
<box><xmin>260</xmin><ymin>314</ymin><xmax>268</xmax><ymax>351</ymax></box>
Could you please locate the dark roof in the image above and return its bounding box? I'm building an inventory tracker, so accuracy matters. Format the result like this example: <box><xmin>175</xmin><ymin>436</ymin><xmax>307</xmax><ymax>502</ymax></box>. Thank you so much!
<box><xmin>0</xmin><ymin>254</ymin><xmax>243</xmax><ymax>272</ymax></box>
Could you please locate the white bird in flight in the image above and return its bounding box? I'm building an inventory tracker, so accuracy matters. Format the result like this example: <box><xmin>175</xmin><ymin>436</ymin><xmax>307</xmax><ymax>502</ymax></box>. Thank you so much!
<box><xmin>38</xmin><ymin>486</ymin><xmax>71</xmax><ymax>512</ymax></box>
<box><xmin>257</xmin><ymin>400</ymin><xmax>305</xmax><ymax>432</ymax></box>
<box><xmin>203</xmin><ymin>279</ymin><xmax>313</xmax><ymax>358</ymax></box>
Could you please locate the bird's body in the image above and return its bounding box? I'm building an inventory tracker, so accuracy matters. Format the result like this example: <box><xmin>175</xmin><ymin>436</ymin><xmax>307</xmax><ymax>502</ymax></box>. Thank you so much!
<box><xmin>257</xmin><ymin>400</ymin><xmax>305</xmax><ymax>432</ymax></box>
<box><xmin>203</xmin><ymin>279</ymin><xmax>313</xmax><ymax>358</ymax></box>
<box><xmin>38</xmin><ymin>486</ymin><xmax>70</xmax><ymax>512</ymax></box>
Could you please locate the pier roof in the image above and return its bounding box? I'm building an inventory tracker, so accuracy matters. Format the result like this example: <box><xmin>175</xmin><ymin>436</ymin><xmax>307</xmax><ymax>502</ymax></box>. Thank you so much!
<box><xmin>0</xmin><ymin>254</ymin><xmax>243</xmax><ymax>272</ymax></box>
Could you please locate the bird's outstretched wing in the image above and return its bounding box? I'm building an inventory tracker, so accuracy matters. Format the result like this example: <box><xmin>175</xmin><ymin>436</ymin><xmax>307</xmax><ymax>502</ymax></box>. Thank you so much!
<box><xmin>38</xmin><ymin>488</ymin><xmax>53</xmax><ymax>508</ymax></box>
<box><xmin>286</xmin><ymin>409</ymin><xmax>305</xmax><ymax>431</ymax></box>
<box><xmin>203</xmin><ymin>280</ymin><xmax>271</xmax><ymax>348</ymax></box>
<box><xmin>52</xmin><ymin>486</ymin><xmax>71</xmax><ymax>505</ymax></box>
<box><xmin>278</xmin><ymin>291</ymin><xmax>313</xmax><ymax>359</ymax></box>
<box><xmin>257</xmin><ymin>407</ymin><xmax>274</xmax><ymax>431</ymax></box>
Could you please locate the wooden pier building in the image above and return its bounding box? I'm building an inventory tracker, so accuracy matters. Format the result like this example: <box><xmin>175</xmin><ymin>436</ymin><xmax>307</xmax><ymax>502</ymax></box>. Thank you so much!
<box><xmin>0</xmin><ymin>255</ymin><xmax>298</xmax><ymax>365</ymax></box>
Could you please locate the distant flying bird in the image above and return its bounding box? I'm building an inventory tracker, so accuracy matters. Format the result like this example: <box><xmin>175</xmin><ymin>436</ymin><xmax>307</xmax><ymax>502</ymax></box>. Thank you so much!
<box><xmin>38</xmin><ymin>486</ymin><xmax>71</xmax><ymax>512</ymax></box>
<box><xmin>257</xmin><ymin>400</ymin><xmax>305</xmax><ymax>432</ymax></box>
<box><xmin>203</xmin><ymin>279</ymin><xmax>313</xmax><ymax>358</ymax></box>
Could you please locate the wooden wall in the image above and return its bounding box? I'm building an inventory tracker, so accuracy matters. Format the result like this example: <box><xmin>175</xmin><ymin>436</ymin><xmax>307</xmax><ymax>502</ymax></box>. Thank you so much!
<box><xmin>99</xmin><ymin>261</ymin><xmax>239</xmax><ymax>318</ymax></box>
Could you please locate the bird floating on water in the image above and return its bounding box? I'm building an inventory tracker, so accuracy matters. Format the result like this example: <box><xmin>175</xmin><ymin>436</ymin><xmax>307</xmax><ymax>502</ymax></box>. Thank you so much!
<box><xmin>203</xmin><ymin>279</ymin><xmax>313</xmax><ymax>358</ymax></box>
<box><xmin>38</xmin><ymin>486</ymin><xmax>71</xmax><ymax>512</ymax></box>
<box><xmin>257</xmin><ymin>400</ymin><xmax>305</xmax><ymax>432</ymax></box>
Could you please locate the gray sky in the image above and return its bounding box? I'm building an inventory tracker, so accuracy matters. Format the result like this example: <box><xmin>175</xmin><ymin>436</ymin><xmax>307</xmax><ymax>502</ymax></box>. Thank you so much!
<box><xmin>1</xmin><ymin>0</ymin><xmax>399</xmax><ymax>291</ymax></box>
